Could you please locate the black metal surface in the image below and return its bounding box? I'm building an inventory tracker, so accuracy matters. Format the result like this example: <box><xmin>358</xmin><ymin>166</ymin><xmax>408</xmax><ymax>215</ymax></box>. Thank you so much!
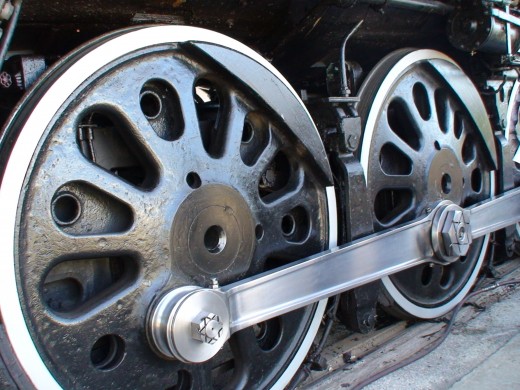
<box><xmin>448</xmin><ymin>0</ymin><xmax>519</xmax><ymax>54</ymax></box>
<box><xmin>358</xmin><ymin>50</ymin><xmax>494</xmax><ymax>311</ymax></box>
<box><xmin>338</xmin><ymin>282</ymin><xmax>380</xmax><ymax>334</ymax></box>
<box><xmin>330</xmin><ymin>154</ymin><xmax>379</xmax><ymax>333</ymax></box>
<box><xmin>190</xmin><ymin>42</ymin><xmax>333</xmax><ymax>185</ymax></box>
<box><xmin>6</xmin><ymin>55</ymin><xmax>47</xmax><ymax>90</ymax></box>
<box><xmin>6</xmin><ymin>29</ymin><xmax>330</xmax><ymax>389</ymax></box>
<box><xmin>272</xmin><ymin>4</ymin><xmax>449</xmax><ymax>91</ymax></box>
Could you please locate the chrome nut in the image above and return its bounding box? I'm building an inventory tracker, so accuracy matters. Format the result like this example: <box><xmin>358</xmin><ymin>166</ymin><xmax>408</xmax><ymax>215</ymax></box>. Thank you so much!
<box><xmin>441</xmin><ymin>210</ymin><xmax>472</xmax><ymax>257</ymax></box>
<box><xmin>191</xmin><ymin>312</ymin><xmax>224</xmax><ymax>345</ymax></box>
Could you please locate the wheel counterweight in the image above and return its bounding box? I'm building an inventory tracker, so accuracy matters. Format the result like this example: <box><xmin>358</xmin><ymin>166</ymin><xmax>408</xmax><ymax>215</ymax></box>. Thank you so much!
<box><xmin>0</xmin><ymin>26</ymin><xmax>335</xmax><ymax>389</ymax></box>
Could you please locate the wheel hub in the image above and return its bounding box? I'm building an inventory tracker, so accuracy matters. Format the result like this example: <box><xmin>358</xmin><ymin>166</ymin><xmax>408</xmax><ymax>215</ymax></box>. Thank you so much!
<box><xmin>427</xmin><ymin>148</ymin><xmax>463</xmax><ymax>205</ymax></box>
<box><xmin>172</xmin><ymin>184</ymin><xmax>255</xmax><ymax>279</ymax></box>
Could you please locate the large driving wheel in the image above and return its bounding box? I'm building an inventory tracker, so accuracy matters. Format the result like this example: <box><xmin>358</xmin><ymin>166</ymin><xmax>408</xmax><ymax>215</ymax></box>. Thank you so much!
<box><xmin>0</xmin><ymin>26</ymin><xmax>336</xmax><ymax>389</ymax></box>
<box><xmin>358</xmin><ymin>49</ymin><xmax>496</xmax><ymax>318</ymax></box>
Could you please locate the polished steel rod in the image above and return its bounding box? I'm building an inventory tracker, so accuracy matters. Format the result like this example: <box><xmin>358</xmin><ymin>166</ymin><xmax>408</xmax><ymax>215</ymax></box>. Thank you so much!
<box><xmin>221</xmin><ymin>186</ymin><xmax>520</xmax><ymax>333</ymax></box>
<box><xmin>222</xmin><ymin>216</ymin><xmax>433</xmax><ymax>332</ymax></box>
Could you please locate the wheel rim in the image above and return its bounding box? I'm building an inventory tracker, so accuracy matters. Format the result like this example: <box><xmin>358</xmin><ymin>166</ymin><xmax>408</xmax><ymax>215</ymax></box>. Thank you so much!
<box><xmin>0</xmin><ymin>26</ymin><xmax>334</xmax><ymax>389</ymax></box>
<box><xmin>359</xmin><ymin>49</ymin><xmax>495</xmax><ymax>318</ymax></box>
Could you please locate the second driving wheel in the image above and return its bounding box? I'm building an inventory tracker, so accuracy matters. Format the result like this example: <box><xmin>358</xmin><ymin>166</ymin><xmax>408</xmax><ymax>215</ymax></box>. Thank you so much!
<box><xmin>358</xmin><ymin>49</ymin><xmax>496</xmax><ymax>318</ymax></box>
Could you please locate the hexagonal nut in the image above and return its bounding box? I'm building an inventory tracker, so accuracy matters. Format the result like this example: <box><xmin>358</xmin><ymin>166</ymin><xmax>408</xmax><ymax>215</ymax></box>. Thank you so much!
<box><xmin>191</xmin><ymin>312</ymin><xmax>223</xmax><ymax>345</ymax></box>
<box><xmin>441</xmin><ymin>210</ymin><xmax>471</xmax><ymax>257</ymax></box>
<box><xmin>454</xmin><ymin>241</ymin><xmax>470</xmax><ymax>257</ymax></box>
<box><xmin>347</xmin><ymin>134</ymin><xmax>359</xmax><ymax>150</ymax></box>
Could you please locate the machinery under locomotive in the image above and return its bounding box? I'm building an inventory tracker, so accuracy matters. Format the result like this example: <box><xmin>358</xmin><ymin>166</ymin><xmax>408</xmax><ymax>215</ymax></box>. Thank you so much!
<box><xmin>0</xmin><ymin>0</ymin><xmax>520</xmax><ymax>388</ymax></box>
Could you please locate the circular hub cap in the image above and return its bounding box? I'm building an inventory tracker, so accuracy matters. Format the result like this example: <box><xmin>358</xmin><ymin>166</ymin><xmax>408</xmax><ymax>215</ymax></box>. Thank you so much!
<box><xmin>172</xmin><ymin>185</ymin><xmax>255</xmax><ymax>279</ymax></box>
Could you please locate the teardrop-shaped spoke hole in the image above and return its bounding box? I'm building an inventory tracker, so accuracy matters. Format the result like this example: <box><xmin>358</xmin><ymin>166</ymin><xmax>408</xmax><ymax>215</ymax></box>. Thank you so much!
<box><xmin>258</xmin><ymin>151</ymin><xmax>292</xmax><ymax>201</ymax></box>
<box><xmin>211</xmin><ymin>345</ymin><xmax>234</xmax><ymax>388</ymax></box>
<box><xmin>440</xmin><ymin>266</ymin><xmax>453</xmax><ymax>288</ymax></box>
<box><xmin>77</xmin><ymin>111</ymin><xmax>158</xmax><ymax>189</ymax></box>
<box><xmin>387</xmin><ymin>99</ymin><xmax>422</xmax><ymax>151</ymax></box>
<box><xmin>374</xmin><ymin>188</ymin><xmax>413</xmax><ymax>225</ymax></box>
<box><xmin>253</xmin><ymin>318</ymin><xmax>282</xmax><ymax>351</ymax></box>
<box><xmin>140</xmin><ymin>79</ymin><xmax>184</xmax><ymax>141</ymax></box>
<box><xmin>421</xmin><ymin>265</ymin><xmax>433</xmax><ymax>286</ymax></box>
<box><xmin>379</xmin><ymin>143</ymin><xmax>412</xmax><ymax>175</ymax></box>
<box><xmin>242</xmin><ymin>121</ymin><xmax>254</xmax><ymax>144</ymax></box>
<box><xmin>255</xmin><ymin>224</ymin><xmax>264</xmax><ymax>240</ymax></box>
<box><xmin>441</xmin><ymin>173</ymin><xmax>452</xmax><ymax>194</ymax></box>
<box><xmin>165</xmin><ymin>370</ymin><xmax>193</xmax><ymax>390</ymax></box>
<box><xmin>43</xmin><ymin>256</ymin><xmax>139</xmax><ymax>315</ymax></box>
<box><xmin>462</xmin><ymin>134</ymin><xmax>476</xmax><ymax>164</ymax></box>
<box><xmin>471</xmin><ymin>168</ymin><xmax>482</xmax><ymax>193</ymax></box>
<box><xmin>194</xmin><ymin>78</ymin><xmax>223</xmax><ymax>157</ymax></box>
<box><xmin>435</xmin><ymin>88</ymin><xmax>449</xmax><ymax>133</ymax></box>
<box><xmin>413</xmin><ymin>82</ymin><xmax>431</xmax><ymax>120</ymax></box>
<box><xmin>454</xmin><ymin>111</ymin><xmax>464</xmax><ymax>139</ymax></box>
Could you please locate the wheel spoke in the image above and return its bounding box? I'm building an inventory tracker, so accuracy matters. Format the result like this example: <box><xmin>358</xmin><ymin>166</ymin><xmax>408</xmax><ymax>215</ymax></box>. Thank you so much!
<box><xmin>40</xmin><ymin>289</ymin><xmax>143</xmax><ymax>374</ymax></box>
<box><xmin>37</xmin><ymin>229</ymin><xmax>139</xmax><ymax>260</ymax></box>
<box><xmin>227</xmin><ymin>328</ymin><xmax>262</xmax><ymax>386</ymax></box>
<box><xmin>106</xmin><ymin>101</ymin><xmax>179</xmax><ymax>168</ymax></box>
<box><xmin>256</xmin><ymin>218</ymin><xmax>320</xmax><ymax>267</ymax></box>
<box><xmin>381</xmin><ymin>119</ymin><xmax>421</xmax><ymax>158</ymax></box>
<box><xmin>401</xmin><ymin>86</ymin><xmax>429</xmax><ymax>130</ymax></box>
<box><xmin>371</xmin><ymin>168</ymin><xmax>415</xmax><ymax>191</ymax></box>
<box><xmin>250</xmin><ymin>131</ymin><xmax>280</xmax><ymax>174</ymax></box>
<box><xmin>49</xmin><ymin>145</ymin><xmax>145</xmax><ymax>205</ymax></box>
<box><xmin>174</xmin><ymin>70</ymin><xmax>206</xmax><ymax>148</ymax></box>
<box><xmin>261</xmin><ymin>171</ymin><xmax>306</xmax><ymax>210</ymax></box>
<box><xmin>189</xmin><ymin>364</ymin><xmax>215</xmax><ymax>389</ymax></box>
<box><xmin>221</xmin><ymin>93</ymin><xmax>249</xmax><ymax>158</ymax></box>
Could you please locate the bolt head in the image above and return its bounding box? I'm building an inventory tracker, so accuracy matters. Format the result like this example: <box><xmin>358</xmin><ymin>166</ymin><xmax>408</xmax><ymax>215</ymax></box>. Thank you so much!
<box><xmin>0</xmin><ymin>72</ymin><xmax>12</xmax><ymax>88</ymax></box>
<box><xmin>347</xmin><ymin>134</ymin><xmax>359</xmax><ymax>150</ymax></box>
<box><xmin>191</xmin><ymin>312</ymin><xmax>224</xmax><ymax>345</ymax></box>
<box><xmin>441</xmin><ymin>210</ymin><xmax>472</xmax><ymax>257</ymax></box>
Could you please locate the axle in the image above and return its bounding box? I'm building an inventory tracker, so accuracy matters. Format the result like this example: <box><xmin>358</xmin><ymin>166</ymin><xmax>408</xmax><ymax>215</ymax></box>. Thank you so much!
<box><xmin>147</xmin><ymin>184</ymin><xmax>520</xmax><ymax>363</ymax></box>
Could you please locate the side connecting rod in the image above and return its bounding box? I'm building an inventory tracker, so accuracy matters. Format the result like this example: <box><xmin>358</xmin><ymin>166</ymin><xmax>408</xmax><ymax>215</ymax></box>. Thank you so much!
<box><xmin>470</xmin><ymin>187</ymin><xmax>520</xmax><ymax>239</ymax></box>
<box><xmin>147</xmin><ymin>186</ymin><xmax>520</xmax><ymax>363</ymax></box>
<box><xmin>222</xmin><ymin>216</ymin><xmax>432</xmax><ymax>333</ymax></box>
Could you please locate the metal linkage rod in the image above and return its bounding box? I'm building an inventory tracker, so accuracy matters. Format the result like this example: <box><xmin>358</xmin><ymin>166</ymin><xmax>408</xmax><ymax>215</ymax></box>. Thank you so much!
<box><xmin>148</xmin><ymin>186</ymin><xmax>520</xmax><ymax>363</ymax></box>
<box><xmin>470</xmin><ymin>187</ymin><xmax>520</xmax><ymax>239</ymax></box>
<box><xmin>223</xmin><ymin>215</ymin><xmax>432</xmax><ymax>332</ymax></box>
<box><xmin>222</xmin><ymin>186</ymin><xmax>520</xmax><ymax>333</ymax></box>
